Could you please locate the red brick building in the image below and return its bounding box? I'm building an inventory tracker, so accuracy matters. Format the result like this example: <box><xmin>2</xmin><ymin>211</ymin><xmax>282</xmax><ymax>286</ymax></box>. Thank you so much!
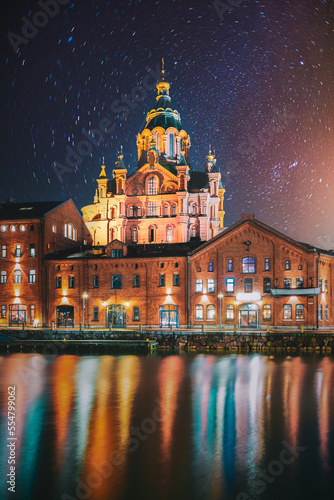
<box><xmin>0</xmin><ymin>199</ymin><xmax>91</xmax><ymax>327</ymax></box>
<box><xmin>42</xmin><ymin>214</ymin><xmax>334</xmax><ymax>330</ymax></box>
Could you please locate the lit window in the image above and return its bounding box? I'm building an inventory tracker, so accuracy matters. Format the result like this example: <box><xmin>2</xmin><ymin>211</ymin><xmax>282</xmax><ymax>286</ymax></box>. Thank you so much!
<box><xmin>195</xmin><ymin>304</ymin><xmax>203</xmax><ymax>320</ymax></box>
<box><xmin>56</xmin><ymin>276</ymin><xmax>61</xmax><ymax>288</ymax></box>
<box><xmin>167</xmin><ymin>227</ymin><xmax>172</xmax><ymax>242</ymax></box>
<box><xmin>10</xmin><ymin>225</ymin><xmax>15</xmax><ymax>232</ymax></box>
<box><xmin>296</xmin><ymin>277</ymin><xmax>304</xmax><ymax>289</ymax></box>
<box><xmin>1</xmin><ymin>225</ymin><xmax>6</xmax><ymax>232</ymax></box>
<box><xmin>1</xmin><ymin>305</ymin><xmax>6</xmax><ymax>318</ymax></box>
<box><xmin>1</xmin><ymin>245</ymin><xmax>6</xmax><ymax>258</ymax></box>
<box><xmin>147</xmin><ymin>202</ymin><xmax>158</xmax><ymax>216</ymax></box>
<box><xmin>195</xmin><ymin>279</ymin><xmax>203</xmax><ymax>293</ymax></box>
<box><xmin>30</xmin><ymin>305</ymin><xmax>35</xmax><ymax>323</ymax></box>
<box><xmin>14</xmin><ymin>270</ymin><xmax>21</xmax><ymax>284</ymax></box>
<box><xmin>132</xmin><ymin>227</ymin><xmax>138</xmax><ymax>243</ymax></box>
<box><xmin>226</xmin><ymin>304</ymin><xmax>234</xmax><ymax>320</ymax></box>
<box><xmin>296</xmin><ymin>304</ymin><xmax>304</xmax><ymax>320</ymax></box>
<box><xmin>244</xmin><ymin>278</ymin><xmax>253</xmax><ymax>293</ymax></box>
<box><xmin>30</xmin><ymin>244</ymin><xmax>35</xmax><ymax>257</ymax></box>
<box><xmin>264</xmin><ymin>258</ymin><xmax>270</xmax><ymax>271</ymax></box>
<box><xmin>111</xmin><ymin>275</ymin><xmax>122</xmax><ymax>289</ymax></box>
<box><xmin>318</xmin><ymin>278</ymin><xmax>322</xmax><ymax>290</ymax></box>
<box><xmin>68</xmin><ymin>224</ymin><xmax>73</xmax><ymax>240</ymax></box>
<box><xmin>207</xmin><ymin>305</ymin><xmax>215</xmax><ymax>320</ymax></box>
<box><xmin>285</xmin><ymin>260</ymin><xmax>291</xmax><ymax>270</ymax></box>
<box><xmin>207</xmin><ymin>279</ymin><xmax>215</xmax><ymax>293</ymax></box>
<box><xmin>325</xmin><ymin>304</ymin><xmax>328</xmax><ymax>320</ymax></box>
<box><xmin>52</xmin><ymin>225</ymin><xmax>56</xmax><ymax>233</ymax></box>
<box><xmin>129</xmin><ymin>206</ymin><xmax>134</xmax><ymax>217</ymax></box>
<box><xmin>324</xmin><ymin>279</ymin><xmax>328</xmax><ymax>292</ymax></box>
<box><xmin>226</xmin><ymin>278</ymin><xmax>235</xmax><ymax>293</ymax></box>
<box><xmin>318</xmin><ymin>304</ymin><xmax>323</xmax><ymax>320</ymax></box>
<box><xmin>284</xmin><ymin>278</ymin><xmax>291</xmax><ymax>289</ymax></box>
<box><xmin>0</xmin><ymin>271</ymin><xmax>7</xmax><ymax>284</ymax></box>
<box><xmin>228</xmin><ymin>259</ymin><xmax>233</xmax><ymax>272</ymax></box>
<box><xmin>263</xmin><ymin>304</ymin><xmax>271</xmax><ymax>320</ymax></box>
<box><xmin>15</xmin><ymin>245</ymin><xmax>21</xmax><ymax>257</ymax></box>
<box><xmin>136</xmin><ymin>205</ymin><xmax>142</xmax><ymax>217</ymax></box>
<box><xmin>28</xmin><ymin>270</ymin><xmax>36</xmax><ymax>284</ymax></box>
<box><xmin>20</xmin><ymin>225</ymin><xmax>26</xmax><ymax>232</ymax></box>
<box><xmin>159</xmin><ymin>274</ymin><xmax>165</xmax><ymax>287</ymax></box>
<box><xmin>93</xmin><ymin>307</ymin><xmax>99</xmax><ymax>321</ymax></box>
<box><xmin>263</xmin><ymin>278</ymin><xmax>271</xmax><ymax>293</ymax></box>
<box><xmin>147</xmin><ymin>177</ymin><xmax>158</xmax><ymax>195</ymax></box>
<box><xmin>208</xmin><ymin>262</ymin><xmax>213</xmax><ymax>272</ymax></box>
<box><xmin>283</xmin><ymin>304</ymin><xmax>292</xmax><ymax>320</ymax></box>
<box><xmin>133</xmin><ymin>306</ymin><xmax>140</xmax><ymax>321</ymax></box>
<box><xmin>242</xmin><ymin>257</ymin><xmax>255</xmax><ymax>273</ymax></box>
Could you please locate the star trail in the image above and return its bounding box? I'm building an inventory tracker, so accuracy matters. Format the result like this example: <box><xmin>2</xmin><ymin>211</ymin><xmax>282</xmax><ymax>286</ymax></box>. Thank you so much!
<box><xmin>1</xmin><ymin>0</ymin><xmax>333</xmax><ymax>247</ymax></box>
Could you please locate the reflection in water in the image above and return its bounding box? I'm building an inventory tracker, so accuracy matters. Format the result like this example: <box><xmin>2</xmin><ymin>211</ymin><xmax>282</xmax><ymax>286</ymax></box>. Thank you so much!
<box><xmin>0</xmin><ymin>353</ymin><xmax>334</xmax><ymax>500</ymax></box>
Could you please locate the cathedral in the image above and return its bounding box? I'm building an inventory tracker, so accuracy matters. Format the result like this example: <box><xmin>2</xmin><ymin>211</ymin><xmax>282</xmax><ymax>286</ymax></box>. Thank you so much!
<box><xmin>81</xmin><ymin>66</ymin><xmax>225</xmax><ymax>246</ymax></box>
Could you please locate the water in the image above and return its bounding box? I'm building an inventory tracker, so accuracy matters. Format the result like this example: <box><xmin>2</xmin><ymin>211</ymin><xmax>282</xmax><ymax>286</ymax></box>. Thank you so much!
<box><xmin>0</xmin><ymin>353</ymin><xmax>334</xmax><ymax>500</ymax></box>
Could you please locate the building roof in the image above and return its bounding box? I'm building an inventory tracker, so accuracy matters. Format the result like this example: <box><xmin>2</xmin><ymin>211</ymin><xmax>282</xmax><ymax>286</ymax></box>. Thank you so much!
<box><xmin>0</xmin><ymin>200</ymin><xmax>68</xmax><ymax>221</ymax></box>
<box><xmin>145</xmin><ymin>113</ymin><xmax>183</xmax><ymax>132</ymax></box>
<box><xmin>188</xmin><ymin>171</ymin><xmax>210</xmax><ymax>191</ymax></box>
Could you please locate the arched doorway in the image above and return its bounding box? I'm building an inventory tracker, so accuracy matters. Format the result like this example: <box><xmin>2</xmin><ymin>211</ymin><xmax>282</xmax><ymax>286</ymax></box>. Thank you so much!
<box><xmin>238</xmin><ymin>303</ymin><xmax>259</xmax><ymax>328</ymax></box>
<box><xmin>107</xmin><ymin>305</ymin><xmax>126</xmax><ymax>328</ymax></box>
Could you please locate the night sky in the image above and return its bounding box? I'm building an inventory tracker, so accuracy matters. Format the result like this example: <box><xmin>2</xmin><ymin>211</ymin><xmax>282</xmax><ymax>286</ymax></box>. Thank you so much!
<box><xmin>1</xmin><ymin>0</ymin><xmax>334</xmax><ymax>248</ymax></box>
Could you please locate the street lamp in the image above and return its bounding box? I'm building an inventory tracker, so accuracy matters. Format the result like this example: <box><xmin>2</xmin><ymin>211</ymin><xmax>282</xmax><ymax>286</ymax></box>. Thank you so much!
<box><xmin>83</xmin><ymin>292</ymin><xmax>88</xmax><ymax>329</ymax></box>
<box><xmin>218</xmin><ymin>292</ymin><xmax>223</xmax><ymax>333</ymax></box>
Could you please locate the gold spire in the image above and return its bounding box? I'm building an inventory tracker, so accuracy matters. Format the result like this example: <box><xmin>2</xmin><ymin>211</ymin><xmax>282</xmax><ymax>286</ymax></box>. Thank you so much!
<box><xmin>207</xmin><ymin>146</ymin><xmax>214</xmax><ymax>162</ymax></box>
<box><xmin>156</xmin><ymin>57</ymin><xmax>170</xmax><ymax>95</ymax></box>
<box><xmin>99</xmin><ymin>157</ymin><xmax>107</xmax><ymax>177</ymax></box>
<box><xmin>162</xmin><ymin>57</ymin><xmax>165</xmax><ymax>80</ymax></box>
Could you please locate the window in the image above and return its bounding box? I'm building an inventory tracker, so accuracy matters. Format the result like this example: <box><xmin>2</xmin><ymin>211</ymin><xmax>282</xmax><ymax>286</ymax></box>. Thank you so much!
<box><xmin>173</xmin><ymin>274</ymin><xmax>179</xmax><ymax>286</ymax></box>
<box><xmin>30</xmin><ymin>305</ymin><xmax>35</xmax><ymax>323</ymax></box>
<box><xmin>56</xmin><ymin>276</ymin><xmax>62</xmax><ymax>288</ymax></box>
<box><xmin>10</xmin><ymin>225</ymin><xmax>15</xmax><ymax>232</ymax></box>
<box><xmin>64</xmin><ymin>223</ymin><xmax>76</xmax><ymax>240</ymax></box>
<box><xmin>324</xmin><ymin>279</ymin><xmax>328</xmax><ymax>292</ymax></box>
<box><xmin>159</xmin><ymin>274</ymin><xmax>165</xmax><ymax>287</ymax></box>
<box><xmin>226</xmin><ymin>304</ymin><xmax>234</xmax><ymax>320</ymax></box>
<box><xmin>207</xmin><ymin>305</ymin><xmax>215</xmax><ymax>320</ymax></box>
<box><xmin>207</xmin><ymin>279</ymin><xmax>215</xmax><ymax>293</ymax></box>
<box><xmin>56</xmin><ymin>265</ymin><xmax>60</xmax><ymax>271</ymax></box>
<box><xmin>69</xmin><ymin>276</ymin><xmax>75</xmax><ymax>288</ymax></box>
<box><xmin>263</xmin><ymin>278</ymin><xmax>271</xmax><ymax>293</ymax></box>
<box><xmin>129</xmin><ymin>205</ymin><xmax>134</xmax><ymax>217</ymax></box>
<box><xmin>1</xmin><ymin>245</ymin><xmax>6</xmax><ymax>258</ymax></box>
<box><xmin>30</xmin><ymin>244</ymin><xmax>35</xmax><ymax>257</ymax></box>
<box><xmin>284</xmin><ymin>278</ymin><xmax>291</xmax><ymax>289</ymax></box>
<box><xmin>30</xmin><ymin>225</ymin><xmax>34</xmax><ymax>232</ymax></box>
<box><xmin>242</xmin><ymin>257</ymin><xmax>255</xmax><ymax>273</ymax></box>
<box><xmin>192</xmin><ymin>204</ymin><xmax>197</xmax><ymax>215</ymax></box>
<box><xmin>52</xmin><ymin>225</ymin><xmax>56</xmax><ymax>233</ymax></box>
<box><xmin>244</xmin><ymin>278</ymin><xmax>253</xmax><ymax>293</ymax></box>
<box><xmin>160</xmin><ymin>263</ymin><xmax>164</xmax><ymax>269</ymax></box>
<box><xmin>318</xmin><ymin>304</ymin><xmax>323</xmax><ymax>321</ymax></box>
<box><xmin>0</xmin><ymin>271</ymin><xmax>7</xmax><ymax>284</ymax></box>
<box><xmin>14</xmin><ymin>270</ymin><xmax>21</xmax><ymax>283</ymax></box>
<box><xmin>132</xmin><ymin>227</ymin><xmax>138</xmax><ymax>243</ymax></box>
<box><xmin>285</xmin><ymin>260</ymin><xmax>291</xmax><ymax>270</ymax></box>
<box><xmin>1</xmin><ymin>305</ymin><xmax>6</xmax><ymax>318</ymax></box>
<box><xmin>296</xmin><ymin>277</ymin><xmax>304</xmax><ymax>289</ymax></box>
<box><xmin>298</xmin><ymin>264</ymin><xmax>303</xmax><ymax>270</ymax></box>
<box><xmin>136</xmin><ymin>205</ymin><xmax>142</xmax><ymax>217</ymax></box>
<box><xmin>264</xmin><ymin>258</ymin><xmax>270</xmax><ymax>271</ymax></box>
<box><xmin>133</xmin><ymin>306</ymin><xmax>140</xmax><ymax>321</ymax></box>
<box><xmin>111</xmin><ymin>249</ymin><xmax>123</xmax><ymax>258</ymax></box>
<box><xmin>228</xmin><ymin>259</ymin><xmax>233</xmax><ymax>272</ymax></box>
<box><xmin>134</xmin><ymin>263</ymin><xmax>138</xmax><ymax>269</ymax></box>
<box><xmin>112</xmin><ymin>275</ymin><xmax>122</xmax><ymax>289</ymax></box>
<box><xmin>169</xmin><ymin>133</ymin><xmax>174</xmax><ymax>156</ymax></box>
<box><xmin>147</xmin><ymin>202</ymin><xmax>158</xmax><ymax>216</ymax></box>
<box><xmin>208</xmin><ymin>262</ymin><xmax>213</xmax><ymax>272</ymax></box>
<box><xmin>325</xmin><ymin>304</ymin><xmax>328</xmax><ymax>320</ymax></box>
<box><xmin>263</xmin><ymin>304</ymin><xmax>272</xmax><ymax>320</ymax></box>
<box><xmin>195</xmin><ymin>304</ymin><xmax>203</xmax><ymax>320</ymax></box>
<box><xmin>69</xmin><ymin>265</ymin><xmax>73</xmax><ymax>270</ymax></box>
<box><xmin>195</xmin><ymin>279</ymin><xmax>203</xmax><ymax>293</ymax></box>
<box><xmin>1</xmin><ymin>225</ymin><xmax>6</xmax><ymax>232</ymax></box>
<box><xmin>28</xmin><ymin>270</ymin><xmax>36</xmax><ymax>284</ymax></box>
<box><xmin>93</xmin><ymin>275</ymin><xmax>99</xmax><ymax>288</ymax></box>
<box><xmin>147</xmin><ymin>177</ymin><xmax>158</xmax><ymax>195</ymax></box>
<box><xmin>226</xmin><ymin>278</ymin><xmax>235</xmax><ymax>293</ymax></box>
<box><xmin>319</xmin><ymin>278</ymin><xmax>322</xmax><ymax>291</ymax></box>
<box><xmin>172</xmin><ymin>204</ymin><xmax>177</xmax><ymax>216</ymax></box>
<box><xmin>296</xmin><ymin>304</ymin><xmax>305</xmax><ymax>320</ymax></box>
<box><xmin>191</xmin><ymin>226</ymin><xmax>197</xmax><ymax>238</ymax></box>
<box><xmin>175</xmin><ymin>263</ymin><xmax>179</xmax><ymax>268</ymax></box>
<box><xmin>93</xmin><ymin>307</ymin><xmax>99</xmax><ymax>321</ymax></box>
<box><xmin>167</xmin><ymin>226</ymin><xmax>172</xmax><ymax>242</ymax></box>
<box><xmin>134</xmin><ymin>274</ymin><xmax>139</xmax><ymax>287</ymax></box>
<box><xmin>164</xmin><ymin>204</ymin><xmax>169</xmax><ymax>216</ymax></box>
<box><xmin>20</xmin><ymin>224</ymin><xmax>26</xmax><ymax>232</ymax></box>
<box><xmin>94</xmin><ymin>264</ymin><xmax>98</xmax><ymax>270</ymax></box>
<box><xmin>283</xmin><ymin>304</ymin><xmax>292</xmax><ymax>320</ymax></box>
<box><xmin>15</xmin><ymin>245</ymin><xmax>21</xmax><ymax>257</ymax></box>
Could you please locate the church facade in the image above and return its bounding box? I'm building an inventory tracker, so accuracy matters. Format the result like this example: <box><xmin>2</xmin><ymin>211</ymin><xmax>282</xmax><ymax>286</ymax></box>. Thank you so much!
<box><xmin>81</xmin><ymin>70</ymin><xmax>225</xmax><ymax>246</ymax></box>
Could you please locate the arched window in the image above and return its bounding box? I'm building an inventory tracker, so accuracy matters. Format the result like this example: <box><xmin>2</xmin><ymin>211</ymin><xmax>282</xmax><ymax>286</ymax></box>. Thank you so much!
<box><xmin>167</xmin><ymin>226</ymin><xmax>172</xmax><ymax>242</ymax></box>
<box><xmin>195</xmin><ymin>304</ymin><xmax>203</xmax><ymax>320</ymax></box>
<box><xmin>192</xmin><ymin>204</ymin><xmax>197</xmax><ymax>215</ymax></box>
<box><xmin>156</xmin><ymin>133</ymin><xmax>161</xmax><ymax>152</ymax></box>
<box><xmin>149</xmin><ymin>227</ymin><xmax>155</xmax><ymax>243</ymax></box>
<box><xmin>179</xmin><ymin>174</ymin><xmax>185</xmax><ymax>190</ymax></box>
<box><xmin>20</xmin><ymin>225</ymin><xmax>26</xmax><ymax>232</ymax></box>
<box><xmin>191</xmin><ymin>226</ymin><xmax>198</xmax><ymax>238</ymax></box>
<box><xmin>129</xmin><ymin>206</ymin><xmax>134</xmax><ymax>217</ymax></box>
<box><xmin>10</xmin><ymin>225</ymin><xmax>15</xmax><ymax>232</ymax></box>
<box><xmin>283</xmin><ymin>304</ymin><xmax>292</xmax><ymax>320</ymax></box>
<box><xmin>169</xmin><ymin>133</ymin><xmax>174</xmax><ymax>156</ymax></box>
<box><xmin>147</xmin><ymin>176</ymin><xmax>158</xmax><ymax>195</ymax></box>
<box><xmin>132</xmin><ymin>227</ymin><xmax>138</xmax><ymax>243</ymax></box>
<box><xmin>136</xmin><ymin>205</ymin><xmax>142</xmax><ymax>217</ymax></box>
<box><xmin>172</xmin><ymin>204</ymin><xmax>177</xmax><ymax>216</ymax></box>
<box><xmin>29</xmin><ymin>225</ymin><xmax>34</xmax><ymax>231</ymax></box>
<box><xmin>242</xmin><ymin>257</ymin><xmax>255</xmax><ymax>273</ymax></box>
<box><xmin>164</xmin><ymin>204</ymin><xmax>169</xmax><ymax>216</ymax></box>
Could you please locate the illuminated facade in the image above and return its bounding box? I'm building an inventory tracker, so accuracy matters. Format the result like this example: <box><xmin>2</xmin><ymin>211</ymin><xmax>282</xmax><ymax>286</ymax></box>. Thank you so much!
<box><xmin>81</xmin><ymin>68</ymin><xmax>225</xmax><ymax>246</ymax></box>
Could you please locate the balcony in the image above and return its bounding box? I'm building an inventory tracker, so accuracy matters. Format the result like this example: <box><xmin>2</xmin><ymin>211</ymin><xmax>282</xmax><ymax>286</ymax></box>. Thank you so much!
<box><xmin>270</xmin><ymin>287</ymin><xmax>321</xmax><ymax>297</ymax></box>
